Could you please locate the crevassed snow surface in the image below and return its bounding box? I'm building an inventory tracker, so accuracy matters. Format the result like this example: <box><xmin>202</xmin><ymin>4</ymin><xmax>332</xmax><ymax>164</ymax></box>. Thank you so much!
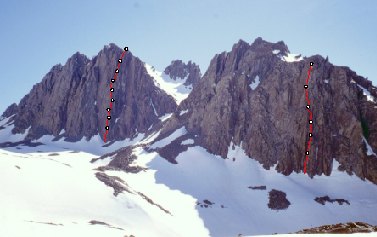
<box><xmin>144</xmin><ymin>64</ymin><xmax>191</xmax><ymax>105</ymax></box>
<box><xmin>249</xmin><ymin>75</ymin><xmax>260</xmax><ymax>90</ymax></box>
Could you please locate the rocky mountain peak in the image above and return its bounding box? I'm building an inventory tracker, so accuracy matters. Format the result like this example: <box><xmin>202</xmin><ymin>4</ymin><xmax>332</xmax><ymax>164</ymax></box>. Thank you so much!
<box><xmin>1</xmin><ymin>103</ymin><xmax>17</xmax><ymax>119</ymax></box>
<box><xmin>155</xmin><ymin>37</ymin><xmax>377</xmax><ymax>184</ymax></box>
<box><xmin>231</xmin><ymin>39</ymin><xmax>249</xmax><ymax>53</ymax></box>
<box><xmin>250</xmin><ymin>37</ymin><xmax>289</xmax><ymax>54</ymax></box>
<box><xmin>0</xmin><ymin>44</ymin><xmax>177</xmax><ymax>143</ymax></box>
<box><xmin>164</xmin><ymin>60</ymin><xmax>201</xmax><ymax>86</ymax></box>
<box><xmin>99</xmin><ymin>43</ymin><xmax>123</xmax><ymax>57</ymax></box>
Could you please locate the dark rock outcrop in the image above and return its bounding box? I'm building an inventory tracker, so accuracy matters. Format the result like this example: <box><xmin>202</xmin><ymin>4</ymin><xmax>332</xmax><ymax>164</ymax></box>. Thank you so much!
<box><xmin>157</xmin><ymin>37</ymin><xmax>377</xmax><ymax>184</ymax></box>
<box><xmin>105</xmin><ymin>146</ymin><xmax>146</xmax><ymax>173</ymax></box>
<box><xmin>1</xmin><ymin>44</ymin><xmax>178</xmax><ymax>142</ymax></box>
<box><xmin>196</xmin><ymin>199</ymin><xmax>216</xmax><ymax>208</ymax></box>
<box><xmin>248</xmin><ymin>185</ymin><xmax>267</xmax><ymax>190</ymax></box>
<box><xmin>95</xmin><ymin>172</ymin><xmax>132</xmax><ymax>196</ymax></box>
<box><xmin>164</xmin><ymin>60</ymin><xmax>201</xmax><ymax>86</ymax></box>
<box><xmin>1</xmin><ymin>103</ymin><xmax>18</xmax><ymax>118</ymax></box>
<box><xmin>314</xmin><ymin>195</ymin><xmax>350</xmax><ymax>205</ymax></box>
<box><xmin>89</xmin><ymin>220</ymin><xmax>124</xmax><ymax>230</ymax></box>
<box><xmin>297</xmin><ymin>222</ymin><xmax>377</xmax><ymax>234</ymax></box>
<box><xmin>267</xmin><ymin>189</ymin><xmax>291</xmax><ymax>210</ymax></box>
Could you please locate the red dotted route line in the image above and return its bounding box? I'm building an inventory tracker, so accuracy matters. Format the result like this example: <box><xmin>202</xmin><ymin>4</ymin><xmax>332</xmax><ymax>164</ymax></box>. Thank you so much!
<box><xmin>103</xmin><ymin>47</ymin><xmax>128</xmax><ymax>143</ymax></box>
<box><xmin>304</xmin><ymin>62</ymin><xmax>314</xmax><ymax>174</ymax></box>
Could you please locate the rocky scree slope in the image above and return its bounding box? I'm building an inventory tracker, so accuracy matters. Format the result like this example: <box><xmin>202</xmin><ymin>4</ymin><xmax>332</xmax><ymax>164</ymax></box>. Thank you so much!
<box><xmin>149</xmin><ymin>37</ymin><xmax>377</xmax><ymax>184</ymax></box>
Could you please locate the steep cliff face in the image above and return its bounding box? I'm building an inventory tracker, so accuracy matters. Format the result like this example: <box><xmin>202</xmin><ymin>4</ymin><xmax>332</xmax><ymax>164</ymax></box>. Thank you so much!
<box><xmin>2</xmin><ymin>38</ymin><xmax>377</xmax><ymax>183</ymax></box>
<box><xmin>1</xmin><ymin>44</ymin><xmax>177</xmax><ymax>142</ymax></box>
<box><xmin>156</xmin><ymin>37</ymin><xmax>377</xmax><ymax>183</ymax></box>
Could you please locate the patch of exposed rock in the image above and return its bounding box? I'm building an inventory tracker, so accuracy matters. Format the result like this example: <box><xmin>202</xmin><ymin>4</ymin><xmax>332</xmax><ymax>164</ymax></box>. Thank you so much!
<box><xmin>149</xmin><ymin>133</ymin><xmax>196</xmax><ymax>164</ymax></box>
<box><xmin>248</xmin><ymin>185</ymin><xmax>266</xmax><ymax>190</ymax></box>
<box><xmin>89</xmin><ymin>220</ymin><xmax>124</xmax><ymax>230</ymax></box>
<box><xmin>26</xmin><ymin>220</ymin><xmax>63</xmax><ymax>226</ymax></box>
<box><xmin>314</xmin><ymin>195</ymin><xmax>350</xmax><ymax>205</ymax></box>
<box><xmin>136</xmin><ymin>191</ymin><xmax>171</xmax><ymax>215</ymax></box>
<box><xmin>95</xmin><ymin>171</ymin><xmax>171</xmax><ymax>215</ymax></box>
<box><xmin>95</xmin><ymin>172</ymin><xmax>131</xmax><ymax>196</ymax></box>
<box><xmin>104</xmin><ymin>146</ymin><xmax>146</xmax><ymax>173</ymax></box>
<box><xmin>164</xmin><ymin>60</ymin><xmax>201</xmax><ymax>86</ymax></box>
<box><xmin>196</xmin><ymin>199</ymin><xmax>216</xmax><ymax>208</ymax></box>
<box><xmin>267</xmin><ymin>189</ymin><xmax>290</xmax><ymax>210</ymax></box>
<box><xmin>296</xmin><ymin>222</ymin><xmax>377</xmax><ymax>234</ymax></box>
<box><xmin>0</xmin><ymin>140</ymin><xmax>43</xmax><ymax>148</ymax></box>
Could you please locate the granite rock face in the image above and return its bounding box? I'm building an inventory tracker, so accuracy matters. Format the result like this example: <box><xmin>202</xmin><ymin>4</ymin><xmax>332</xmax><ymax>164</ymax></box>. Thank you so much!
<box><xmin>1</xmin><ymin>44</ymin><xmax>177</xmax><ymax>141</ymax></box>
<box><xmin>2</xmin><ymin>38</ymin><xmax>377</xmax><ymax>185</ymax></box>
<box><xmin>164</xmin><ymin>60</ymin><xmax>201</xmax><ymax>86</ymax></box>
<box><xmin>157</xmin><ymin>37</ymin><xmax>377</xmax><ymax>184</ymax></box>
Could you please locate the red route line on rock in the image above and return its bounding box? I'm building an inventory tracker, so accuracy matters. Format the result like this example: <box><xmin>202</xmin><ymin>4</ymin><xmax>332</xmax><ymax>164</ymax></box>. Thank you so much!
<box><xmin>304</xmin><ymin>63</ymin><xmax>314</xmax><ymax>174</ymax></box>
<box><xmin>103</xmin><ymin>48</ymin><xmax>128</xmax><ymax>143</ymax></box>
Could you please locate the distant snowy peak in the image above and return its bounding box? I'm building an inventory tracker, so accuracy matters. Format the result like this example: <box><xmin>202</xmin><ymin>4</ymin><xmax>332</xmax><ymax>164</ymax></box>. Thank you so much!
<box><xmin>144</xmin><ymin>63</ymin><xmax>194</xmax><ymax>105</ymax></box>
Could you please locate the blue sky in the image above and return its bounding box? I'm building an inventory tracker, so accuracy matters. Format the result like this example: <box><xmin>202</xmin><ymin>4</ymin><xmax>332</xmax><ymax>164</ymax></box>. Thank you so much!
<box><xmin>0</xmin><ymin>0</ymin><xmax>376</xmax><ymax>113</ymax></box>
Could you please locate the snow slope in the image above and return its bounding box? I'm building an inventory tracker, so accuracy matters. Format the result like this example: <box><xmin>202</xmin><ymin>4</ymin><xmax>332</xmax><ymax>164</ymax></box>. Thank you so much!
<box><xmin>357</xmin><ymin>84</ymin><xmax>376</xmax><ymax>102</ymax></box>
<box><xmin>144</xmin><ymin>64</ymin><xmax>192</xmax><ymax>104</ymax></box>
<box><xmin>2</xmin><ymin>118</ymin><xmax>377</xmax><ymax>236</ymax></box>
<box><xmin>66</xmin><ymin>132</ymin><xmax>377</xmax><ymax>237</ymax></box>
<box><xmin>0</xmin><ymin>114</ymin><xmax>160</xmax><ymax>156</ymax></box>
<box><xmin>249</xmin><ymin>75</ymin><xmax>260</xmax><ymax>90</ymax></box>
<box><xmin>363</xmin><ymin>136</ymin><xmax>377</xmax><ymax>156</ymax></box>
<box><xmin>139</xmin><ymin>144</ymin><xmax>377</xmax><ymax>236</ymax></box>
<box><xmin>282</xmin><ymin>53</ymin><xmax>303</xmax><ymax>62</ymax></box>
<box><xmin>0</xmin><ymin>132</ymin><xmax>145</xmax><ymax>156</ymax></box>
<box><xmin>150</xmin><ymin>126</ymin><xmax>187</xmax><ymax>149</ymax></box>
<box><xmin>0</xmin><ymin>117</ymin><xmax>30</xmax><ymax>142</ymax></box>
<box><xmin>0</xmin><ymin>148</ymin><xmax>209</xmax><ymax>237</ymax></box>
